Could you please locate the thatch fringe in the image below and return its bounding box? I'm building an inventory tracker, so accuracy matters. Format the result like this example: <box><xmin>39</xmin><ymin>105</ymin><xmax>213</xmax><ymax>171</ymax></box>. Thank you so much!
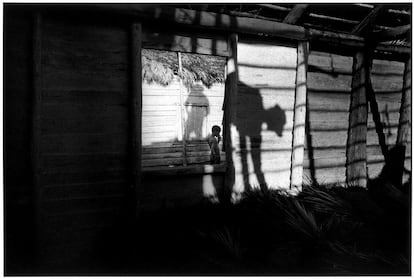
<box><xmin>142</xmin><ymin>49</ymin><xmax>226</xmax><ymax>88</ymax></box>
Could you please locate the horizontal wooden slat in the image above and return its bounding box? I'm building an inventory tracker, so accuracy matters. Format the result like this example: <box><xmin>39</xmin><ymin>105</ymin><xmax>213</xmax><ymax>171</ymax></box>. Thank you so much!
<box><xmin>43</xmin><ymin>181</ymin><xmax>126</xmax><ymax>201</ymax></box>
<box><xmin>142</xmin><ymin>152</ymin><xmax>183</xmax><ymax>160</ymax></box>
<box><xmin>142</xmin><ymin>157</ymin><xmax>183</xmax><ymax>167</ymax></box>
<box><xmin>238</xmin><ymin>67</ymin><xmax>297</xmax><ymax>88</ymax></box>
<box><xmin>42</xmin><ymin>195</ymin><xmax>125</xmax><ymax>216</ymax></box>
<box><xmin>142</xmin><ymin>27</ymin><xmax>229</xmax><ymax>57</ymax></box>
<box><xmin>42</xmin><ymin>89</ymin><xmax>128</xmax><ymax>104</ymax></box>
<box><xmin>41</xmin><ymin>153</ymin><xmax>127</xmax><ymax>174</ymax></box>
<box><xmin>41</xmin><ymin>133</ymin><xmax>127</xmax><ymax>154</ymax></box>
<box><xmin>40</xmin><ymin>170</ymin><xmax>128</xmax><ymax>187</ymax></box>
<box><xmin>238</xmin><ymin>43</ymin><xmax>297</xmax><ymax>67</ymax></box>
<box><xmin>307</xmin><ymin>72</ymin><xmax>352</xmax><ymax>91</ymax></box>
<box><xmin>40</xmin><ymin>104</ymin><xmax>128</xmax><ymax>135</ymax></box>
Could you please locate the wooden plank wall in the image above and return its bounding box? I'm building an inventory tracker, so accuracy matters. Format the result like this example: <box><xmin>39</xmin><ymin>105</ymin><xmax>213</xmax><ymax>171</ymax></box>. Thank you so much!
<box><xmin>304</xmin><ymin>51</ymin><xmax>409</xmax><ymax>185</ymax></box>
<box><xmin>141</xmin><ymin>26</ymin><xmax>229</xmax><ymax>57</ymax></box>
<box><xmin>4</xmin><ymin>8</ymin><xmax>36</xmax><ymax>273</ymax></box>
<box><xmin>142</xmin><ymin>78</ymin><xmax>225</xmax><ymax>168</ymax></box>
<box><xmin>305</xmin><ymin>51</ymin><xmax>353</xmax><ymax>185</ymax></box>
<box><xmin>38</xmin><ymin>15</ymin><xmax>130</xmax><ymax>266</ymax></box>
<box><xmin>235</xmin><ymin>39</ymin><xmax>297</xmax><ymax>191</ymax></box>
<box><xmin>368</xmin><ymin>59</ymin><xmax>409</xmax><ymax>180</ymax></box>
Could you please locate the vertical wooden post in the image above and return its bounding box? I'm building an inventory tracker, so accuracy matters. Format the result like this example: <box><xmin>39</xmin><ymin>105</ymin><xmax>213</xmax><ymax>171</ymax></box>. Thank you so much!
<box><xmin>290</xmin><ymin>41</ymin><xmax>309</xmax><ymax>191</ymax></box>
<box><xmin>346</xmin><ymin>51</ymin><xmax>368</xmax><ymax>187</ymax></box>
<box><xmin>32</xmin><ymin>12</ymin><xmax>43</xmax><ymax>260</ymax></box>
<box><xmin>131</xmin><ymin>23</ymin><xmax>143</xmax><ymax>213</ymax></box>
<box><xmin>397</xmin><ymin>56</ymin><xmax>411</xmax><ymax>146</ymax></box>
<box><xmin>178</xmin><ymin>52</ymin><xmax>187</xmax><ymax>166</ymax></box>
<box><xmin>224</xmin><ymin>34</ymin><xmax>238</xmax><ymax>198</ymax></box>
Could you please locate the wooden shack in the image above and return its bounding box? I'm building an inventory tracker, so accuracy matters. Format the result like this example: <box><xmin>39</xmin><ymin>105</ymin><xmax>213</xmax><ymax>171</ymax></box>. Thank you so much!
<box><xmin>4</xmin><ymin>3</ymin><xmax>411</xmax><ymax>273</ymax></box>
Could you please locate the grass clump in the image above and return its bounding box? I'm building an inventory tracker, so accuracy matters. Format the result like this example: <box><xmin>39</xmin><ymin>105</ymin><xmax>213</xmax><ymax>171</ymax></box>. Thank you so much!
<box><xmin>98</xmin><ymin>181</ymin><xmax>410</xmax><ymax>275</ymax></box>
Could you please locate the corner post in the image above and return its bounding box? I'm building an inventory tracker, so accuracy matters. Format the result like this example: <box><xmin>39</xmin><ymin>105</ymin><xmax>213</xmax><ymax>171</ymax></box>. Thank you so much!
<box><xmin>397</xmin><ymin>56</ymin><xmax>411</xmax><ymax>146</ymax></box>
<box><xmin>131</xmin><ymin>23</ymin><xmax>143</xmax><ymax>214</ymax></box>
<box><xmin>32</xmin><ymin>12</ymin><xmax>43</xmax><ymax>262</ymax></box>
<box><xmin>346</xmin><ymin>50</ymin><xmax>368</xmax><ymax>187</ymax></box>
<box><xmin>224</xmin><ymin>33</ymin><xmax>238</xmax><ymax>200</ymax></box>
<box><xmin>290</xmin><ymin>41</ymin><xmax>309</xmax><ymax>191</ymax></box>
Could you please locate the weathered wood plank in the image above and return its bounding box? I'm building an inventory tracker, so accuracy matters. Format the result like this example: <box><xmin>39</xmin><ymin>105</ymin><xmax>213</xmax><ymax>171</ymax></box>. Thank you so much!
<box><xmin>224</xmin><ymin>34</ymin><xmax>238</xmax><ymax>193</ymax></box>
<box><xmin>352</xmin><ymin>4</ymin><xmax>385</xmax><ymax>35</ymax></box>
<box><xmin>283</xmin><ymin>4</ymin><xmax>309</xmax><ymax>24</ymax></box>
<box><xmin>372</xmin><ymin>24</ymin><xmax>411</xmax><ymax>42</ymax></box>
<box><xmin>32</xmin><ymin>12</ymin><xmax>43</xmax><ymax>258</ymax></box>
<box><xmin>40</xmin><ymin>104</ymin><xmax>128</xmax><ymax>135</ymax></box>
<box><xmin>307</xmin><ymin>72</ymin><xmax>352</xmax><ymax>91</ymax></box>
<box><xmin>290</xmin><ymin>41</ymin><xmax>309</xmax><ymax>189</ymax></box>
<box><xmin>131</xmin><ymin>23</ymin><xmax>143</xmax><ymax>214</ymax></box>
<box><xmin>346</xmin><ymin>51</ymin><xmax>368</xmax><ymax>187</ymax></box>
<box><xmin>397</xmin><ymin>57</ymin><xmax>411</xmax><ymax>146</ymax></box>
<box><xmin>41</xmin><ymin>153</ymin><xmax>128</xmax><ymax>173</ymax></box>
<box><xmin>238</xmin><ymin>66</ymin><xmax>297</xmax><ymax>88</ymax></box>
<box><xmin>142</xmin><ymin>27</ymin><xmax>229</xmax><ymax>56</ymax></box>
<box><xmin>41</xmin><ymin>133</ymin><xmax>127</xmax><ymax>154</ymax></box>
<box><xmin>42</xmin><ymin>195</ymin><xmax>125</xmax><ymax>216</ymax></box>
<box><xmin>40</xmin><ymin>170</ymin><xmax>128</xmax><ymax>187</ymax></box>
<box><xmin>42</xmin><ymin>89</ymin><xmax>128</xmax><ymax>104</ymax></box>
<box><xmin>43</xmin><ymin>181</ymin><xmax>126</xmax><ymax>201</ymax></box>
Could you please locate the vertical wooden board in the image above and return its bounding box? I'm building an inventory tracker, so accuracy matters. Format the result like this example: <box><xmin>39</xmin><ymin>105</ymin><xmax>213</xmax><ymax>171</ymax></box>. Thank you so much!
<box><xmin>235</xmin><ymin>39</ymin><xmax>297</xmax><ymax>191</ymax></box>
<box><xmin>346</xmin><ymin>51</ymin><xmax>368</xmax><ymax>187</ymax></box>
<box><xmin>32</xmin><ymin>13</ymin><xmax>44</xmax><ymax>262</ymax></box>
<box><xmin>224</xmin><ymin>34</ymin><xmax>239</xmax><ymax>194</ymax></box>
<box><xmin>397</xmin><ymin>57</ymin><xmax>411</xmax><ymax>146</ymax></box>
<box><xmin>366</xmin><ymin>58</ymin><xmax>407</xmax><ymax>181</ymax></box>
<box><xmin>290</xmin><ymin>41</ymin><xmax>309</xmax><ymax>189</ymax></box>
<box><xmin>305</xmin><ymin>51</ymin><xmax>353</xmax><ymax>187</ymax></box>
<box><xmin>131</xmin><ymin>22</ymin><xmax>142</xmax><ymax>213</ymax></box>
<box><xmin>38</xmin><ymin>15</ymin><xmax>131</xmax><ymax>265</ymax></box>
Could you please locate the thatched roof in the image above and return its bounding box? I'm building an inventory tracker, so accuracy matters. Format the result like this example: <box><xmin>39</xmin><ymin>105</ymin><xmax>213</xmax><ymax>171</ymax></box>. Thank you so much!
<box><xmin>142</xmin><ymin>49</ymin><xmax>226</xmax><ymax>88</ymax></box>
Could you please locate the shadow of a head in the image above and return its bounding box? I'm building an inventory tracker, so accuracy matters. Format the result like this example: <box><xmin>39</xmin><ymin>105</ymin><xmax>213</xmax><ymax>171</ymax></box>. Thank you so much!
<box><xmin>189</xmin><ymin>84</ymin><xmax>205</xmax><ymax>95</ymax></box>
<box><xmin>264</xmin><ymin>105</ymin><xmax>286</xmax><ymax>137</ymax></box>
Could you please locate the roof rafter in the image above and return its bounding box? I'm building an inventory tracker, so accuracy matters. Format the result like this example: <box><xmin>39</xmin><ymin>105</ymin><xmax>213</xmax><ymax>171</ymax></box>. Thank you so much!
<box><xmin>352</xmin><ymin>4</ymin><xmax>386</xmax><ymax>35</ymax></box>
<box><xmin>371</xmin><ymin>24</ymin><xmax>411</xmax><ymax>42</ymax></box>
<box><xmin>283</xmin><ymin>4</ymin><xmax>309</xmax><ymax>24</ymax></box>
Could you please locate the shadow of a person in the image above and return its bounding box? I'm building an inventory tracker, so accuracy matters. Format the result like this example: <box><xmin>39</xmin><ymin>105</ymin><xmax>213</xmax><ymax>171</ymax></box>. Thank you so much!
<box><xmin>184</xmin><ymin>84</ymin><xmax>210</xmax><ymax>141</ymax></box>
<box><xmin>184</xmin><ymin>83</ymin><xmax>226</xmax><ymax>202</ymax></box>
<box><xmin>235</xmin><ymin>82</ymin><xmax>286</xmax><ymax>191</ymax></box>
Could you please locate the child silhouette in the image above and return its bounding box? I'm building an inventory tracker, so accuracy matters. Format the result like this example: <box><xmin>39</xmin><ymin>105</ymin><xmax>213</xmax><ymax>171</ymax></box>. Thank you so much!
<box><xmin>208</xmin><ymin>125</ymin><xmax>222</xmax><ymax>164</ymax></box>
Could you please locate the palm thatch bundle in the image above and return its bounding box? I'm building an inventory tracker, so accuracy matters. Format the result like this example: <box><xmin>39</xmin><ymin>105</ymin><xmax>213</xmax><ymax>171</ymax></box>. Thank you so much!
<box><xmin>142</xmin><ymin>48</ymin><xmax>226</xmax><ymax>88</ymax></box>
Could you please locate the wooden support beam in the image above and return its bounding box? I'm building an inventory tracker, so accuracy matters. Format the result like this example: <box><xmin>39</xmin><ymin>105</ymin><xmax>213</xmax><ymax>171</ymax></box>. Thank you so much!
<box><xmin>397</xmin><ymin>57</ymin><xmax>411</xmax><ymax>146</ymax></box>
<box><xmin>290</xmin><ymin>41</ymin><xmax>309</xmax><ymax>191</ymax></box>
<box><xmin>346</xmin><ymin>51</ymin><xmax>368</xmax><ymax>187</ymax></box>
<box><xmin>61</xmin><ymin>4</ymin><xmax>308</xmax><ymax>40</ymax></box>
<box><xmin>26</xmin><ymin>5</ymin><xmax>410</xmax><ymax>57</ymax></box>
<box><xmin>352</xmin><ymin>4</ymin><xmax>385</xmax><ymax>35</ymax></box>
<box><xmin>371</xmin><ymin>24</ymin><xmax>411</xmax><ymax>42</ymax></box>
<box><xmin>177</xmin><ymin>52</ymin><xmax>187</xmax><ymax>166</ymax></box>
<box><xmin>223</xmin><ymin>34</ymin><xmax>238</xmax><ymax>200</ymax></box>
<box><xmin>365</xmin><ymin>50</ymin><xmax>389</xmax><ymax>159</ymax></box>
<box><xmin>32</xmin><ymin>12</ymin><xmax>43</xmax><ymax>261</ymax></box>
<box><xmin>283</xmin><ymin>4</ymin><xmax>309</xmax><ymax>24</ymax></box>
<box><xmin>131</xmin><ymin>23</ymin><xmax>143</xmax><ymax>214</ymax></box>
<box><xmin>256</xmin><ymin>4</ymin><xmax>290</xmax><ymax>12</ymax></box>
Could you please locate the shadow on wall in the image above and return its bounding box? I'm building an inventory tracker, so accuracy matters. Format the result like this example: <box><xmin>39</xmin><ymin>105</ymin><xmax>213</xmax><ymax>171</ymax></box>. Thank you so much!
<box><xmin>185</xmin><ymin>84</ymin><xmax>210</xmax><ymax>140</ymax></box>
<box><xmin>233</xmin><ymin>80</ymin><xmax>286</xmax><ymax>192</ymax></box>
